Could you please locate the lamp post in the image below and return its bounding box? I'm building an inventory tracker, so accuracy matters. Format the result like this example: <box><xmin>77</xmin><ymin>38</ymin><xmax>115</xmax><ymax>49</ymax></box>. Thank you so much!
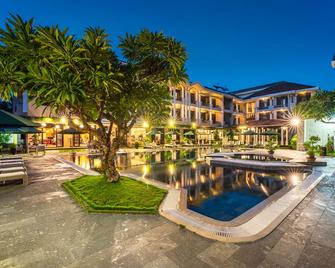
<box><xmin>289</xmin><ymin>116</ymin><xmax>304</xmax><ymax>151</ymax></box>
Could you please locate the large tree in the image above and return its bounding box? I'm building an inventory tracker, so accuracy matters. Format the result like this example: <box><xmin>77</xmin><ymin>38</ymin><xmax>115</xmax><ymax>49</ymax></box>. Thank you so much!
<box><xmin>0</xmin><ymin>15</ymin><xmax>187</xmax><ymax>181</ymax></box>
<box><xmin>0</xmin><ymin>15</ymin><xmax>38</xmax><ymax>112</ymax></box>
<box><xmin>293</xmin><ymin>90</ymin><xmax>335</xmax><ymax>123</ymax></box>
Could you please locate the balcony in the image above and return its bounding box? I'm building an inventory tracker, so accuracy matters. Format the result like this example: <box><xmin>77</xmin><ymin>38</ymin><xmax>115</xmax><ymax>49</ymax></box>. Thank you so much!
<box><xmin>212</xmin><ymin>105</ymin><xmax>222</xmax><ymax>111</ymax></box>
<box><xmin>274</xmin><ymin>103</ymin><xmax>287</xmax><ymax>108</ymax></box>
<box><xmin>201</xmin><ymin>102</ymin><xmax>210</xmax><ymax>107</ymax></box>
<box><xmin>212</xmin><ymin>122</ymin><xmax>222</xmax><ymax>127</ymax></box>
<box><xmin>256</xmin><ymin>106</ymin><xmax>272</xmax><ymax>111</ymax></box>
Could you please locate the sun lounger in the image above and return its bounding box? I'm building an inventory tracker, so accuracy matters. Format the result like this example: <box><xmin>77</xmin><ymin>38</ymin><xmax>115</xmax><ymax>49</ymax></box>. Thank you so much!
<box><xmin>0</xmin><ymin>166</ymin><xmax>26</xmax><ymax>174</ymax></box>
<box><xmin>0</xmin><ymin>156</ymin><xmax>22</xmax><ymax>161</ymax></box>
<box><xmin>0</xmin><ymin>162</ymin><xmax>25</xmax><ymax>168</ymax></box>
<box><xmin>0</xmin><ymin>159</ymin><xmax>24</xmax><ymax>163</ymax></box>
<box><xmin>0</xmin><ymin>171</ymin><xmax>28</xmax><ymax>185</ymax></box>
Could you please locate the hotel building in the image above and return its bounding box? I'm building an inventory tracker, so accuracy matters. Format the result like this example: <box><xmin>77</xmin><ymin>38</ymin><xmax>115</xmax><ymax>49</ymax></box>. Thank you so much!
<box><xmin>6</xmin><ymin>81</ymin><xmax>319</xmax><ymax>149</ymax></box>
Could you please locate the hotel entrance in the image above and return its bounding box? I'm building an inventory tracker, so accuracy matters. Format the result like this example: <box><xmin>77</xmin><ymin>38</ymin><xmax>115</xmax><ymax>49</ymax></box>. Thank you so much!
<box><xmin>27</xmin><ymin>122</ymin><xmax>90</xmax><ymax>149</ymax></box>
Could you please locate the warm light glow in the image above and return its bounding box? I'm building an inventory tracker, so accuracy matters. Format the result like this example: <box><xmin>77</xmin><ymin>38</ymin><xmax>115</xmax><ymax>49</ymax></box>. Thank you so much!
<box><xmin>168</xmin><ymin>164</ymin><xmax>175</xmax><ymax>175</ymax></box>
<box><xmin>41</xmin><ymin>123</ymin><xmax>47</xmax><ymax>127</ymax></box>
<box><xmin>260</xmin><ymin>184</ymin><xmax>269</xmax><ymax>196</ymax></box>
<box><xmin>290</xmin><ymin>174</ymin><xmax>299</xmax><ymax>186</ymax></box>
<box><xmin>191</xmin><ymin>122</ymin><xmax>197</xmax><ymax>129</ymax></box>
<box><xmin>79</xmin><ymin>124</ymin><xmax>84</xmax><ymax>129</ymax></box>
<box><xmin>143</xmin><ymin>121</ymin><xmax>149</xmax><ymax>128</ymax></box>
<box><xmin>191</xmin><ymin>161</ymin><xmax>197</xmax><ymax>169</ymax></box>
<box><xmin>142</xmin><ymin>165</ymin><xmax>150</xmax><ymax>178</ymax></box>
<box><xmin>73</xmin><ymin>118</ymin><xmax>80</xmax><ymax>125</ymax></box>
<box><xmin>60</xmin><ymin>117</ymin><xmax>67</xmax><ymax>124</ymax></box>
<box><xmin>290</xmin><ymin>117</ymin><xmax>301</xmax><ymax>127</ymax></box>
<box><xmin>55</xmin><ymin>125</ymin><xmax>60</xmax><ymax>129</ymax></box>
<box><xmin>168</xmin><ymin>119</ymin><xmax>175</xmax><ymax>128</ymax></box>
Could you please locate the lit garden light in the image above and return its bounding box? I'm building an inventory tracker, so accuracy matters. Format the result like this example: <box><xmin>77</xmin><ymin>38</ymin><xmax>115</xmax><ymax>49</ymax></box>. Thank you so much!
<box><xmin>143</xmin><ymin>121</ymin><xmax>149</xmax><ymax>128</ymax></box>
<box><xmin>290</xmin><ymin>116</ymin><xmax>301</xmax><ymax>127</ymax></box>
<box><xmin>168</xmin><ymin>119</ymin><xmax>175</xmax><ymax>128</ymax></box>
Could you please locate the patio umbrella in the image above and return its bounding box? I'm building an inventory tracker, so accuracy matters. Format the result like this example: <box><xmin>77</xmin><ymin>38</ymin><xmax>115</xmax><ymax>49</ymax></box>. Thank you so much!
<box><xmin>241</xmin><ymin>130</ymin><xmax>257</xmax><ymax>135</ymax></box>
<box><xmin>0</xmin><ymin>127</ymin><xmax>42</xmax><ymax>134</ymax></box>
<box><xmin>260</xmin><ymin>130</ymin><xmax>280</xmax><ymax>136</ymax></box>
<box><xmin>0</xmin><ymin>109</ymin><xmax>40</xmax><ymax>127</ymax></box>
<box><xmin>183</xmin><ymin>130</ymin><xmax>195</xmax><ymax>136</ymax></box>
<box><xmin>59</xmin><ymin>128</ymin><xmax>85</xmax><ymax>134</ymax></box>
<box><xmin>146</xmin><ymin>129</ymin><xmax>162</xmax><ymax>135</ymax></box>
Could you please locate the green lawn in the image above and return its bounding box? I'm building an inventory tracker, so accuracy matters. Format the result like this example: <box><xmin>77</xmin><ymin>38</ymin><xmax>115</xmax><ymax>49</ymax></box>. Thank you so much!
<box><xmin>63</xmin><ymin>175</ymin><xmax>167</xmax><ymax>214</ymax></box>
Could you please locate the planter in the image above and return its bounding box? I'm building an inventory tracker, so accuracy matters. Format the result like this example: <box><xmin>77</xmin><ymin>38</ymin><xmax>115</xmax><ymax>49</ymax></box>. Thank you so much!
<box><xmin>10</xmin><ymin>148</ymin><xmax>17</xmax><ymax>155</ymax></box>
<box><xmin>307</xmin><ymin>155</ymin><xmax>316</xmax><ymax>162</ymax></box>
<box><xmin>268</xmin><ymin>150</ymin><xmax>275</xmax><ymax>155</ymax></box>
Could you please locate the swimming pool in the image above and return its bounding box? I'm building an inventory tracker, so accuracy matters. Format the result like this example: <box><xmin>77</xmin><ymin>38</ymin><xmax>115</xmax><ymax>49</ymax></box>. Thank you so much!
<box><xmin>62</xmin><ymin>148</ymin><xmax>310</xmax><ymax>221</ymax></box>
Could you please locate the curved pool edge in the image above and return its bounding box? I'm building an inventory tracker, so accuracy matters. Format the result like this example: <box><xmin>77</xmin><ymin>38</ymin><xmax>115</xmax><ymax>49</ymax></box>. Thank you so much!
<box><xmin>158</xmin><ymin>170</ymin><xmax>325</xmax><ymax>243</ymax></box>
<box><xmin>53</xmin><ymin>156</ymin><xmax>101</xmax><ymax>176</ymax></box>
<box><xmin>53</xmin><ymin>154</ymin><xmax>325</xmax><ymax>243</ymax></box>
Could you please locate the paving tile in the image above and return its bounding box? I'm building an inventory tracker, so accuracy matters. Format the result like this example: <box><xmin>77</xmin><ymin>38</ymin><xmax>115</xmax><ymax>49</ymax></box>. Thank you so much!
<box><xmin>197</xmin><ymin>242</ymin><xmax>240</xmax><ymax>267</ymax></box>
<box><xmin>296</xmin><ymin>242</ymin><xmax>335</xmax><ymax>268</ymax></box>
<box><xmin>1</xmin><ymin>156</ymin><xmax>335</xmax><ymax>267</ymax></box>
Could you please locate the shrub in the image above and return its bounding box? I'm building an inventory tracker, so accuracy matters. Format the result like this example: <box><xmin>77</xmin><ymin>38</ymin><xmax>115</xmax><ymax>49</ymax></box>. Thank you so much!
<box><xmin>289</xmin><ymin>134</ymin><xmax>297</xmax><ymax>150</ymax></box>
<box><xmin>304</xmin><ymin>135</ymin><xmax>320</xmax><ymax>159</ymax></box>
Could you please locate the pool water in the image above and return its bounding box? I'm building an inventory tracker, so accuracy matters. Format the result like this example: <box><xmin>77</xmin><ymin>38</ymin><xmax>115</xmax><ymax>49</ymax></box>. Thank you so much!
<box><xmin>62</xmin><ymin>148</ymin><xmax>311</xmax><ymax>221</ymax></box>
<box><xmin>129</xmin><ymin>162</ymin><xmax>310</xmax><ymax>221</ymax></box>
<box><xmin>61</xmin><ymin>147</ymin><xmax>223</xmax><ymax>171</ymax></box>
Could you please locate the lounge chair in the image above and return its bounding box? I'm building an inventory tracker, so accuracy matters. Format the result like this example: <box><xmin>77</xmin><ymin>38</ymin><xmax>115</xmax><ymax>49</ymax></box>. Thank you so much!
<box><xmin>0</xmin><ymin>162</ymin><xmax>24</xmax><ymax>168</ymax></box>
<box><xmin>0</xmin><ymin>166</ymin><xmax>26</xmax><ymax>174</ymax></box>
<box><xmin>0</xmin><ymin>171</ymin><xmax>28</xmax><ymax>186</ymax></box>
<box><xmin>0</xmin><ymin>159</ymin><xmax>24</xmax><ymax>163</ymax></box>
<box><xmin>0</xmin><ymin>156</ymin><xmax>22</xmax><ymax>161</ymax></box>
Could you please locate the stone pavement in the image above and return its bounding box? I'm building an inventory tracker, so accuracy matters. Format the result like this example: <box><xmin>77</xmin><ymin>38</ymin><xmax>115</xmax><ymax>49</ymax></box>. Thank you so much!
<box><xmin>0</xmin><ymin>156</ymin><xmax>335</xmax><ymax>267</ymax></box>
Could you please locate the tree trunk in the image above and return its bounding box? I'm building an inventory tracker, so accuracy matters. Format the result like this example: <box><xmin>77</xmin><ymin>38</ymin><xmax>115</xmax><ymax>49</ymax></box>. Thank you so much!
<box><xmin>97</xmin><ymin>134</ymin><xmax>120</xmax><ymax>182</ymax></box>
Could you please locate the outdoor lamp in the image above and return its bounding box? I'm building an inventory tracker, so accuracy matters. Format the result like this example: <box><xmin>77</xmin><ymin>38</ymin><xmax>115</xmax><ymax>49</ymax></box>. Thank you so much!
<box><xmin>143</xmin><ymin>121</ymin><xmax>149</xmax><ymax>128</ymax></box>
<box><xmin>290</xmin><ymin>117</ymin><xmax>301</xmax><ymax>127</ymax></box>
<box><xmin>168</xmin><ymin>119</ymin><xmax>175</xmax><ymax>128</ymax></box>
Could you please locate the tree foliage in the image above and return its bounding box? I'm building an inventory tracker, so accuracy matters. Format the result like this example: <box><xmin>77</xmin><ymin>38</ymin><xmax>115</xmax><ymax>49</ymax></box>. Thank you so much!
<box><xmin>293</xmin><ymin>90</ymin><xmax>335</xmax><ymax>123</ymax></box>
<box><xmin>0</xmin><ymin>14</ymin><xmax>188</xmax><ymax>181</ymax></box>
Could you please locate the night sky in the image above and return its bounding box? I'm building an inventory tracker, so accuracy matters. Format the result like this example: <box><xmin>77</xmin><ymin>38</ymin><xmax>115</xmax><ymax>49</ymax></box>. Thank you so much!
<box><xmin>1</xmin><ymin>0</ymin><xmax>335</xmax><ymax>91</ymax></box>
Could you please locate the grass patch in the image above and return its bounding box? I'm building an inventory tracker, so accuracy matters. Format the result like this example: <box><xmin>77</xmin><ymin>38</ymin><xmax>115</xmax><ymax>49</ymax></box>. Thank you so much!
<box><xmin>63</xmin><ymin>175</ymin><xmax>167</xmax><ymax>214</ymax></box>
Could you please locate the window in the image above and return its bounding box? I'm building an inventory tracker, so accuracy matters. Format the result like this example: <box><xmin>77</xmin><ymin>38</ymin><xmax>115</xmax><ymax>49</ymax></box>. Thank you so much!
<box><xmin>211</xmin><ymin>114</ymin><xmax>216</xmax><ymax>124</ymax></box>
<box><xmin>201</xmin><ymin>96</ymin><xmax>209</xmax><ymax>106</ymax></box>
<box><xmin>190</xmin><ymin>93</ymin><xmax>196</xmax><ymax>104</ymax></box>
<box><xmin>190</xmin><ymin>111</ymin><xmax>196</xmax><ymax>121</ymax></box>
<box><xmin>176</xmin><ymin>90</ymin><xmax>182</xmax><ymax>101</ymax></box>
<box><xmin>259</xmin><ymin>112</ymin><xmax>271</xmax><ymax>120</ymax></box>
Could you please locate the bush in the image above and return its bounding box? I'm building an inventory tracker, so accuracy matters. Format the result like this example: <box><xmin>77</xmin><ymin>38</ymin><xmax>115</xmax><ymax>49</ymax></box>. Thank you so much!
<box><xmin>134</xmin><ymin>141</ymin><xmax>140</xmax><ymax>149</ymax></box>
<box><xmin>289</xmin><ymin>134</ymin><xmax>297</xmax><ymax>150</ymax></box>
<box><xmin>304</xmin><ymin>135</ymin><xmax>320</xmax><ymax>159</ymax></box>
<box><xmin>326</xmin><ymin>135</ymin><xmax>334</xmax><ymax>153</ymax></box>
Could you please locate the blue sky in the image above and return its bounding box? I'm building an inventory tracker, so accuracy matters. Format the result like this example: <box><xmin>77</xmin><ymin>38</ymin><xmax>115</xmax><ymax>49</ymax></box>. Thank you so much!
<box><xmin>1</xmin><ymin>0</ymin><xmax>335</xmax><ymax>91</ymax></box>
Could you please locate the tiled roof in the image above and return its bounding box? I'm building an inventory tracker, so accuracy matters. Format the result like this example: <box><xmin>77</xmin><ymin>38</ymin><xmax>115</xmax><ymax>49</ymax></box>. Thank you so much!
<box><xmin>231</xmin><ymin>81</ymin><xmax>317</xmax><ymax>100</ymax></box>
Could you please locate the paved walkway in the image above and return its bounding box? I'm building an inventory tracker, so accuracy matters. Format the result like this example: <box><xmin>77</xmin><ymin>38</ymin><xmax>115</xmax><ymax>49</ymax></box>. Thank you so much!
<box><xmin>0</xmin><ymin>156</ymin><xmax>335</xmax><ymax>267</ymax></box>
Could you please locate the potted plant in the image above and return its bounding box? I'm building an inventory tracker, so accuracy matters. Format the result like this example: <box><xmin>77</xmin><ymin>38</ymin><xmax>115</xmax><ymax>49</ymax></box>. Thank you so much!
<box><xmin>304</xmin><ymin>135</ymin><xmax>321</xmax><ymax>161</ymax></box>
<box><xmin>134</xmin><ymin>141</ymin><xmax>140</xmax><ymax>149</ymax></box>
<box><xmin>265</xmin><ymin>137</ymin><xmax>278</xmax><ymax>155</ymax></box>
<box><xmin>9</xmin><ymin>143</ymin><xmax>17</xmax><ymax>155</ymax></box>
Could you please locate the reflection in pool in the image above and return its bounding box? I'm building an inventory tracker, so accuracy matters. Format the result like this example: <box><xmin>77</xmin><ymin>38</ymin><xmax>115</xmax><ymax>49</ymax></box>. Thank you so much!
<box><xmin>62</xmin><ymin>147</ymin><xmax>223</xmax><ymax>171</ymax></box>
<box><xmin>62</xmin><ymin>148</ymin><xmax>311</xmax><ymax>221</ymax></box>
<box><xmin>127</xmin><ymin>162</ymin><xmax>310</xmax><ymax>221</ymax></box>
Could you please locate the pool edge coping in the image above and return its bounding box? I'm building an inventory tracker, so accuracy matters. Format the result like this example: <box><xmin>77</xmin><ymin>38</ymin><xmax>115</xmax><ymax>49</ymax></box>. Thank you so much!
<box><xmin>53</xmin><ymin>154</ymin><xmax>326</xmax><ymax>243</ymax></box>
<box><xmin>158</xmin><ymin>170</ymin><xmax>325</xmax><ymax>243</ymax></box>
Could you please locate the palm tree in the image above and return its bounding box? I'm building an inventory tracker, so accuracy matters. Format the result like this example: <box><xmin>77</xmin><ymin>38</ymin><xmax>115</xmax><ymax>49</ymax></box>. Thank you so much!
<box><xmin>0</xmin><ymin>15</ymin><xmax>188</xmax><ymax>182</ymax></box>
<box><xmin>0</xmin><ymin>15</ymin><xmax>38</xmax><ymax>111</ymax></box>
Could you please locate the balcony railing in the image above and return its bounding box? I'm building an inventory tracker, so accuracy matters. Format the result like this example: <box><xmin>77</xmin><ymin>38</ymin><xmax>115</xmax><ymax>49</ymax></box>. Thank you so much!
<box><xmin>274</xmin><ymin>103</ymin><xmax>287</xmax><ymax>108</ymax></box>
